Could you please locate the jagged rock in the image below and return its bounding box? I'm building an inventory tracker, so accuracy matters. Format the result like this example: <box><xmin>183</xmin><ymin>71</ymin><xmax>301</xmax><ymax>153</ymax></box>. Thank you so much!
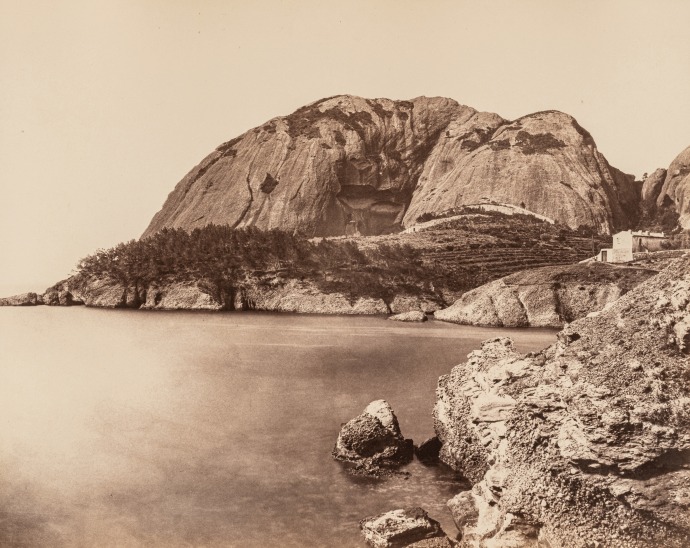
<box><xmin>333</xmin><ymin>400</ymin><xmax>413</xmax><ymax>476</ymax></box>
<box><xmin>143</xmin><ymin>95</ymin><xmax>638</xmax><ymax>239</ymax></box>
<box><xmin>42</xmin><ymin>280</ymin><xmax>84</xmax><ymax>306</ymax></box>
<box><xmin>433</xmin><ymin>256</ymin><xmax>690</xmax><ymax>547</ymax></box>
<box><xmin>359</xmin><ymin>507</ymin><xmax>450</xmax><ymax>548</ymax></box>
<box><xmin>141</xmin><ymin>283</ymin><xmax>223</xmax><ymax>310</ymax></box>
<box><xmin>641</xmin><ymin>168</ymin><xmax>667</xmax><ymax>203</ymax></box>
<box><xmin>389</xmin><ymin>311</ymin><xmax>428</xmax><ymax>322</ymax></box>
<box><xmin>0</xmin><ymin>292</ymin><xmax>41</xmax><ymax>306</ymax></box>
<box><xmin>435</xmin><ymin>262</ymin><xmax>656</xmax><ymax>327</ymax></box>
<box><xmin>654</xmin><ymin>145</ymin><xmax>690</xmax><ymax>228</ymax></box>
<box><xmin>415</xmin><ymin>436</ymin><xmax>442</xmax><ymax>464</ymax></box>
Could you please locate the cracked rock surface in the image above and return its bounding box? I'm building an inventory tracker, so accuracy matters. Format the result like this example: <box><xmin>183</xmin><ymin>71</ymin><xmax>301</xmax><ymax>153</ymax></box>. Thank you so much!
<box><xmin>333</xmin><ymin>400</ymin><xmax>413</xmax><ymax>476</ymax></box>
<box><xmin>434</xmin><ymin>255</ymin><xmax>690</xmax><ymax>547</ymax></box>
<box><xmin>143</xmin><ymin>95</ymin><xmax>638</xmax><ymax>238</ymax></box>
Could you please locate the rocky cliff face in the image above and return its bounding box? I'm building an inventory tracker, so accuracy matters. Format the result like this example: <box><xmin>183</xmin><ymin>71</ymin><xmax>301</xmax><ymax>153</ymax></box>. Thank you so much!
<box><xmin>404</xmin><ymin>110</ymin><xmax>639</xmax><ymax>234</ymax></box>
<box><xmin>143</xmin><ymin>96</ymin><xmax>638</xmax><ymax>238</ymax></box>
<box><xmin>434</xmin><ymin>256</ymin><xmax>690</xmax><ymax>547</ymax></box>
<box><xmin>39</xmin><ymin>275</ymin><xmax>440</xmax><ymax>315</ymax></box>
<box><xmin>435</xmin><ymin>262</ymin><xmax>657</xmax><ymax>328</ymax></box>
<box><xmin>643</xmin><ymin>146</ymin><xmax>690</xmax><ymax>228</ymax></box>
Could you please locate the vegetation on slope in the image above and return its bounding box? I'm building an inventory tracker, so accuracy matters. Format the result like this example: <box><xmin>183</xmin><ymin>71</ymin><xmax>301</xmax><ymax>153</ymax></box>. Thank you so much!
<box><xmin>73</xmin><ymin>211</ymin><xmax>613</xmax><ymax>310</ymax></box>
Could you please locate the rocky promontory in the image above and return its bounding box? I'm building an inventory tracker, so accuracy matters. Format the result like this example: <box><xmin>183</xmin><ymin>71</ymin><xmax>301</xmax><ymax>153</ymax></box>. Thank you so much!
<box><xmin>435</xmin><ymin>262</ymin><xmax>658</xmax><ymax>327</ymax></box>
<box><xmin>433</xmin><ymin>255</ymin><xmax>690</xmax><ymax>546</ymax></box>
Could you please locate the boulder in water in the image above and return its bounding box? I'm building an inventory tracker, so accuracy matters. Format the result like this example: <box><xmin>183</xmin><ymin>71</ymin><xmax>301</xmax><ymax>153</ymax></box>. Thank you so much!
<box><xmin>359</xmin><ymin>507</ymin><xmax>451</xmax><ymax>548</ymax></box>
<box><xmin>333</xmin><ymin>400</ymin><xmax>413</xmax><ymax>476</ymax></box>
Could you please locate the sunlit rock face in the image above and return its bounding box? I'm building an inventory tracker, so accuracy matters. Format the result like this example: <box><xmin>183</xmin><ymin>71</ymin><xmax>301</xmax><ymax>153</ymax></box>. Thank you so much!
<box><xmin>650</xmin><ymin>146</ymin><xmax>690</xmax><ymax>228</ymax></box>
<box><xmin>434</xmin><ymin>256</ymin><xmax>690</xmax><ymax>547</ymax></box>
<box><xmin>143</xmin><ymin>96</ymin><xmax>638</xmax><ymax>238</ymax></box>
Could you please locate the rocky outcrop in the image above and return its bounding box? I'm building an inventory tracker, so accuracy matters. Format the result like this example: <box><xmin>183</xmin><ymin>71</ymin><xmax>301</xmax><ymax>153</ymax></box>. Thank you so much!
<box><xmin>37</xmin><ymin>274</ymin><xmax>441</xmax><ymax>314</ymax></box>
<box><xmin>359</xmin><ymin>508</ymin><xmax>453</xmax><ymax>548</ymax></box>
<box><xmin>388</xmin><ymin>311</ymin><xmax>428</xmax><ymax>322</ymax></box>
<box><xmin>641</xmin><ymin>168</ymin><xmax>667</xmax><ymax>203</ymax></box>
<box><xmin>433</xmin><ymin>255</ymin><xmax>690</xmax><ymax>547</ymax></box>
<box><xmin>333</xmin><ymin>400</ymin><xmax>413</xmax><ymax>476</ymax></box>
<box><xmin>143</xmin><ymin>95</ymin><xmax>638</xmax><ymax>238</ymax></box>
<box><xmin>42</xmin><ymin>280</ymin><xmax>84</xmax><ymax>306</ymax></box>
<box><xmin>435</xmin><ymin>262</ymin><xmax>657</xmax><ymax>327</ymax></box>
<box><xmin>404</xmin><ymin>110</ymin><xmax>639</xmax><ymax>234</ymax></box>
<box><xmin>649</xmin><ymin>146</ymin><xmax>690</xmax><ymax>228</ymax></box>
<box><xmin>0</xmin><ymin>292</ymin><xmax>42</xmax><ymax>306</ymax></box>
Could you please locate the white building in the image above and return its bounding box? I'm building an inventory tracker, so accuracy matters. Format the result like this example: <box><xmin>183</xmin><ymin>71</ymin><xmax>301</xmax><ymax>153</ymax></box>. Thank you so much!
<box><xmin>596</xmin><ymin>230</ymin><xmax>668</xmax><ymax>263</ymax></box>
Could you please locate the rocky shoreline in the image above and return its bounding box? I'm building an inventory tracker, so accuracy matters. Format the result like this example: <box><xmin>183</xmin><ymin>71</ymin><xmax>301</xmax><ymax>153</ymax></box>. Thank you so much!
<box><xmin>1</xmin><ymin>261</ymin><xmax>656</xmax><ymax>327</ymax></box>
<box><xmin>347</xmin><ymin>255</ymin><xmax>690</xmax><ymax>547</ymax></box>
<box><xmin>0</xmin><ymin>276</ymin><xmax>442</xmax><ymax>316</ymax></box>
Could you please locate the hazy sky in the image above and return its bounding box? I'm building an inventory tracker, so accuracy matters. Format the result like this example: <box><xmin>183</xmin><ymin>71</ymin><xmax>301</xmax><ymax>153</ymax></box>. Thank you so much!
<box><xmin>1</xmin><ymin>1</ymin><xmax>689</xmax><ymax>294</ymax></box>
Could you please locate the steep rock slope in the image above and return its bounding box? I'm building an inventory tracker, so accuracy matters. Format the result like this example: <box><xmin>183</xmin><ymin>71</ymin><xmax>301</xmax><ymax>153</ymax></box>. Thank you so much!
<box><xmin>144</xmin><ymin>96</ymin><xmax>468</xmax><ymax>237</ymax></box>
<box><xmin>645</xmin><ymin>146</ymin><xmax>690</xmax><ymax>228</ymax></box>
<box><xmin>143</xmin><ymin>96</ymin><xmax>637</xmax><ymax>237</ymax></box>
<box><xmin>434</xmin><ymin>256</ymin><xmax>690</xmax><ymax>547</ymax></box>
<box><xmin>404</xmin><ymin>110</ymin><xmax>638</xmax><ymax>233</ymax></box>
<box><xmin>435</xmin><ymin>262</ymin><xmax>657</xmax><ymax>327</ymax></box>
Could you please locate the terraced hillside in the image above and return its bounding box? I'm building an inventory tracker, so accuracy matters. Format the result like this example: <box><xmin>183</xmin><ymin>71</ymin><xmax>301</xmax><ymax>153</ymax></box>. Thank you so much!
<box><xmin>348</xmin><ymin>210</ymin><xmax>612</xmax><ymax>300</ymax></box>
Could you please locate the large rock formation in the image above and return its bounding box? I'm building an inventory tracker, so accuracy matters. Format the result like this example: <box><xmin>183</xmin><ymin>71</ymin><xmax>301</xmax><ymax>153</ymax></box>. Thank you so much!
<box><xmin>435</xmin><ymin>262</ymin><xmax>658</xmax><ymax>328</ymax></box>
<box><xmin>143</xmin><ymin>95</ymin><xmax>638</xmax><ymax>238</ymax></box>
<box><xmin>642</xmin><ymin>146</ymin><xmax>690</xmax><ymax>228</ymax></box>
<box><xmin>434</xmin><ymin>255</ymin><xmax>690</xmax><ymax>547</ymax></box>
<box><xmin>333</xmin><ymin>400</ymin><xmax>414</xmax><ymax>476</ymax></box>
<box><xmin>403</xmin><ymin>110</ymin><xmax>639</xmax><ymax>234</ymax></box>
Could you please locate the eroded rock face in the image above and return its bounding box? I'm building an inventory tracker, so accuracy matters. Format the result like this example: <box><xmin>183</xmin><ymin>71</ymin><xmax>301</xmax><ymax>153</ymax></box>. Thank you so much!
<box><xmin>143</xmin><ymin>96</ymin><xmax>638</xmax><ymax>238</ymax></box>
<box><xmin>359</xmin><ymin>507</ymin><xmax>451</xmax><ymax>548</ymax></box>
<box><xmin>42</xmin><ymin>280</ymin><xmax>84</xmax><ymax>306</ymax></box>
<box><xmin>333</xmin><ymin>400</ymin><xmax>413</xmax><ymax>476</ymax></box>
<box><xmin>405</xmin><ymin>110</ymin><xmax>639</xmax><ymax>234</ymax></box>
<box><xmin>435</xmin><ymin>262</ymin><xmax>657</xmax><ymax>328</ymax></box>
<box><xmin>434</xmin><ymin>255</ymin><xmax>690</xmax><ymax>547</ymax></box>
<box><xmin>653</xmin><ymin>146</ymin><xmax>690</xmax><ymax>228</ymax></box>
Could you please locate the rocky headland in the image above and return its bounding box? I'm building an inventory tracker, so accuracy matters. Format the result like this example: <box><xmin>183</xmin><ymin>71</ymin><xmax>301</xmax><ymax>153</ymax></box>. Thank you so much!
<box><xmin>432</xmin><ymin>254</ymin><xmax>690</xmax><ymax>547</ymax></box>
<box><xmin>435</xmin><ymin>262</ymin><xmax>659</xmax><ymax>328</ymax></box>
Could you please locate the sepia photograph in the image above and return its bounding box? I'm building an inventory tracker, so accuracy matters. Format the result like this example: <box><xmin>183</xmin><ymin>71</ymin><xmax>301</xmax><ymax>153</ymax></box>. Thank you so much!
<box><xmin>1</xmin><ymin>1</ymin><xmax>689</xmax><ymax>546</ymax></box>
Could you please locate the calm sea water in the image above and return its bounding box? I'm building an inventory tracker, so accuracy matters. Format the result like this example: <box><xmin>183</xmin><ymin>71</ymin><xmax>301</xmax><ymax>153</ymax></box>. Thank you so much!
<box><xmin>0</xmin><ymin>307</ymin><xmax>556</xmax><ymax>547</ymax></box>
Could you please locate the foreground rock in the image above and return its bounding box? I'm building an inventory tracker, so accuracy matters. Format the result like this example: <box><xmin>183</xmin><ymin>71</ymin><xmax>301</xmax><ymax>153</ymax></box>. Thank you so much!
<box><xmin>414</xmin><ymin>436</ymin><xmax>442</xmax><ymax>465</ymax></box>
<box><xmin>359</xmin><ymin>508</ymin><xmax>453</xmax><ymax>548</ymax></box>
<box><xmin>435</xmin><ymin>262</ymin><xmax>657</xmax><ymax>327</ymax></box>
<box><xmin>333</xmin><ymin>400</ymin><xmax>413</xmax><ymax>476</ymax></box>
<box><xmin>434</xmin><ymin>255</ymin><xmax>690</xmax><ymax>546</ymax></box>
<box><xmin>144</xmin><ymin>95</ymin><xmax>638</xmax><ymax>239</ymax></box>
<box><xmin>0</xmin><ymin>292</ymin><xmax>42</xmax><ymax>306</ymax></box>
<box><xmin>389</xmin><ymin>311</ymin><xmax>428</xmax><ymax>322</ymax></box>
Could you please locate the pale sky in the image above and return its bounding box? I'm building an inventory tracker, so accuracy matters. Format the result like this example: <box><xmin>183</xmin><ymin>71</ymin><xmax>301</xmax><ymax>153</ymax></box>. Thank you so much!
<box><xmin>1</xmin><ymin>0</ymin><xmax>689</xmax><ymax>294</ymax></box>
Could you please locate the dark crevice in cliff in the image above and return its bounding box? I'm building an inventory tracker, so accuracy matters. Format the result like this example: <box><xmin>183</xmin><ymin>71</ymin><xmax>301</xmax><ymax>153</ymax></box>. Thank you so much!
<box><xmin>232</xmin><ymin>176</ymin><xmax>254</xmax><ymax>229</ymax></box>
